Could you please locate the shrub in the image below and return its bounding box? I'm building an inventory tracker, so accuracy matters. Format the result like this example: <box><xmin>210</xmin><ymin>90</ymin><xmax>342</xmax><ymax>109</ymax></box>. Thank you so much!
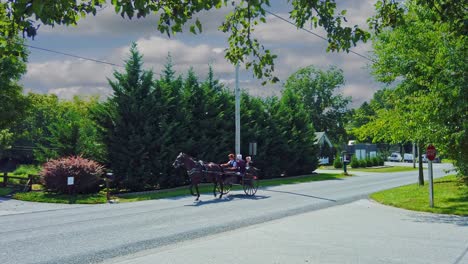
<box><xmin>377</xmin><ymin>156</ymin><xmax>384</xmax><ymax>166</ymax></box>
<box><xmin>360</xmin><ymin>159</ymin><xmax>368</xmax><ymax>168</ymax></box>
<box><xmin>350</xmin><ymin>156</ymin><xmax>360</xmax><ymax>168</ymax></box>
<box><xmin>333</xmin><ymin>155</ymin><xmax>343</xmax><ymax>169</ymax></box>
<box><xmin>366</xmin><ymin>158</ymin><xmax>373</xmax><ymax>167</ymax></box>
<box><xmin>371</xmin><ymin>157</ymin><xmax>379</xmax><ymax>167</ymax></box>
<box><xmin>40</xmin><ymin>156</ymin><xmax>104</xmax><ymax>194</ymax></box>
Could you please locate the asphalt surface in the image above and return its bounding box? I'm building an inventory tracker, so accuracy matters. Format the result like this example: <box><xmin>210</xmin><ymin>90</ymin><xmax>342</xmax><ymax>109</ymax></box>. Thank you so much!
<box><xmin>102</xmin><ymin>199</ymin><xmax>468</xmax><ymax>264</ymax></box>
<box><xmin>0</xmin><ymin>163</ymin><xmax>462</xmax><ymax>264</ymax></box>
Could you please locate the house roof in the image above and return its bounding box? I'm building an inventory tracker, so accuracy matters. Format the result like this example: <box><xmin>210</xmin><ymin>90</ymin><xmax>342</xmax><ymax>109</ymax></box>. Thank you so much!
<box><xmin>315</xmin><ymin>132</ymin><xmax>333</xmax><ymax>147</ymax></box>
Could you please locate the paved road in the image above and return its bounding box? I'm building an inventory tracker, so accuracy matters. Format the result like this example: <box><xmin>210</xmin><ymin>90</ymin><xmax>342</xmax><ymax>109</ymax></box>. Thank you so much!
<box><xmin>102</xmin><ymin>199</ymin><xmax>468</xmax><ymax>264</ymax></box>
<box><xmin>0</xmin><ymin>164</ymin><xmax>460</xmax><ymax>264</ymax></box>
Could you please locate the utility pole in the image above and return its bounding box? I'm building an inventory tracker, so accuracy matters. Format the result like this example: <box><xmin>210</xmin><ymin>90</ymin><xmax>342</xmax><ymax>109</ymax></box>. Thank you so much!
<box><xmin>235</xmin><ymin>64</ymin><xmax>240</xmax><ymax>155</ymax></box>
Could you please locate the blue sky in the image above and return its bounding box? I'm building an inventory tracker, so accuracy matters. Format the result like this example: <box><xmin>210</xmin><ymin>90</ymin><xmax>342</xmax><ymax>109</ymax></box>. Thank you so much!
<box><xmin>19</xmin><ymin>0</ymin><xmax>380</xmax><ymax>107</ymax></box>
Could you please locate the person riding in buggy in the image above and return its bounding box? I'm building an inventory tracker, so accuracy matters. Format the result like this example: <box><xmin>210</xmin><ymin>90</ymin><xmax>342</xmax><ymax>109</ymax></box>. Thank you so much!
<box><xmin>221</xmin><ymin>154</ymin><xmax>246</xmax><ymax>183</ymax></box>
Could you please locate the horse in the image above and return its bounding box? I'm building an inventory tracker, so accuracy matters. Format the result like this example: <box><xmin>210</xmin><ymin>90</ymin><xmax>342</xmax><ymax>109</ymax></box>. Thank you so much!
<box><xmin>172</xmin><ymin>152</ymin><xmax>225</xmax><ymax>201</ymax></box>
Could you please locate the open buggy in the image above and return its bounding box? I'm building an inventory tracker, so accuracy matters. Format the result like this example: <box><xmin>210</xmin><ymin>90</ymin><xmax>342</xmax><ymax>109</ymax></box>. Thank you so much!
<box><xmin>172</xmin><ymin>153</ymin><xmax>259</xmax><ymax>201</ymax></box>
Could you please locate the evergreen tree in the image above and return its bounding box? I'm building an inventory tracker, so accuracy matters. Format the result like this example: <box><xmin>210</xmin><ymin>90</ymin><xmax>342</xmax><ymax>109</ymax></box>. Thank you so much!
<box><xmin>107</xmin><ymin>43</ymin><xmax>159</xmax><ymax>191</ymax></box>
<box><xmin>274</xmin><ymin>88</ymin><xmax>318</xmax><ymax>175</ymax></box>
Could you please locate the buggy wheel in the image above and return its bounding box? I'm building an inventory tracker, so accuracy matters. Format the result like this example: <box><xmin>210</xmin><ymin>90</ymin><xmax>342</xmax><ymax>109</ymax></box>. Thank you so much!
<box><xmin>217</xmin><ymin>182</ymin><xmax>232</xmax><ymax>195</ymax></box>
<box><xmin>242</xmin><ymin>176</ymin><xmax>258</xmax><ymax>196</ymax></box>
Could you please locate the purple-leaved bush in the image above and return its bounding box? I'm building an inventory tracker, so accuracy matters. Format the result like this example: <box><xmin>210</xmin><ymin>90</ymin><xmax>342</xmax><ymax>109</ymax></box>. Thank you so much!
<box><xmin>41</xmin><ymin>156</ymin><xmax>104</xmax><ymax>194</ymax></box>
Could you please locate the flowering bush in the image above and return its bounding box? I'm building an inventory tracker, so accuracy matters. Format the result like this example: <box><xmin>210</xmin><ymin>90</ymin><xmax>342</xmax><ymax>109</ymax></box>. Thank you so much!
<box><xmin>41</xmin><ymin>156</ymin><xmax>104</xmax><ymax>194</ymax></box>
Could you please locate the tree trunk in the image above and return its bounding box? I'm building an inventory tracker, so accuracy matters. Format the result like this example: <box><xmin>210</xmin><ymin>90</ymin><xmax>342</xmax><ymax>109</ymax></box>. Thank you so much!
<box><xmin>418</xmin><ymin>143</ymin><xmax>424</xmax><ymax>186</ymax></box>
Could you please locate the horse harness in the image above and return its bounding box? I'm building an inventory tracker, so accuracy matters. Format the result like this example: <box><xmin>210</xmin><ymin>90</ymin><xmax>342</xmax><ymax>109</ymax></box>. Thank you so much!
<box><xmin>186</xmin><ymin>161</ymin><xmax>204</xmax><ymax>175</ymax></box>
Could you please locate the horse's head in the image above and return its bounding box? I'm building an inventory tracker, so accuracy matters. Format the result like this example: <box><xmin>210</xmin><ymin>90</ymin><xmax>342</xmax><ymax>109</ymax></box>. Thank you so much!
<box><xmin>173</xmin><ymin>152</ymin><xmax>185</xmax><ymax>168</ymax></box>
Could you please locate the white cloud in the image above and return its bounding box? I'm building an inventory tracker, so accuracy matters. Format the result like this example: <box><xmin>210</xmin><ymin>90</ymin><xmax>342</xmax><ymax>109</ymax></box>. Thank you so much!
<box><xmin>48</xmin><ymin>86</ymin><xmax>112</xmax><ymax>100</ymax></box>
<box><xmin>22</xmin><ymin>0</ymin><xmax>381</xmax><ymax>106</ymax></box>
<box><xmin>116</xmin><ymin>36</ymin><xmax>236</xmax><ymax>77</ymax></box>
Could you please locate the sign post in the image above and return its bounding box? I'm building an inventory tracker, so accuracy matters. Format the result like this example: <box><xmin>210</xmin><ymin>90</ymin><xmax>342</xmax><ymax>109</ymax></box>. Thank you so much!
<box><xmin>341</xmin><ymin>151</ymin><xmax>347</xmax><ymax>174</ymax></box>
<box><xmin>67</xmin><ymin>176</ymin><xmax>74</xmax><ymax>196</ymax></box>
<box><xmin>426</xmin><ymin>144</ymin><xmax>436</xmax><ymax>208</ymax></box>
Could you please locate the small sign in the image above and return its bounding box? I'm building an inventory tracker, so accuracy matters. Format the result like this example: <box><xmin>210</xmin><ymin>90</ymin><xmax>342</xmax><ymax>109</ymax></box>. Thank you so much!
<box><xmin>249</xmin><ymin>142</ymin><xmax>257</xmax><ymax>156</ymax></box>
<box><xmin>426</xmin><ymin>144</ymin><xmax>436</xmax><ymax>161</ymax></box>
<box><xmin>67</xmin><ymin>177</ymin><xmax>74</xmax><ymax>186</ymax></box>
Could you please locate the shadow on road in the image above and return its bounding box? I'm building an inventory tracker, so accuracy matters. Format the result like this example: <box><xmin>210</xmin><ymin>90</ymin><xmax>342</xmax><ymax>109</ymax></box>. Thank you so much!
<box><xmin>0</xmin><ymin>196</ymin><xmax>12</xmax><ymax>204</ymax></box>
<box><xmin>184</xmin><ymin>194</ymin><xmax>270</xmax><ymax>206</ymax></box>
<box><xmin>262</xmin><ymin>189</ymin><xmax>337</xmax><ymax>202</ymax></box>
<box><xmin>407</xmin><ymin>213</ymin><xmax>468</xmax><ymax>227</ymax></box>
<box><xmin>454</xmin><ymin>244</ymin><xmax>468</xmax><ymax>264</ymax></box>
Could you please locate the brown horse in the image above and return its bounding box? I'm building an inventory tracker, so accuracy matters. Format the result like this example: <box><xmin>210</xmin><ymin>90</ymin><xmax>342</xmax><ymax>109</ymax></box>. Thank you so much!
<box><xmin>172</xmin><ymin>152</ymin><xmax>224</xmax><ymax>201</ymax></box>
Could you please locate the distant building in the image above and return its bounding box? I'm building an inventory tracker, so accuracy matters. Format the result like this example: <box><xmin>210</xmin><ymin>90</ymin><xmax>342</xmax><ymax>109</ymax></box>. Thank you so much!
<box><xmin>315</xmin><ymin>132</ymin><xmax>333</xmax><ymax>165</ymax></box>
<box><xmin>347</xmin><ymin>143</ymin><xmax>377</xmax><ymax>160</ymax></box>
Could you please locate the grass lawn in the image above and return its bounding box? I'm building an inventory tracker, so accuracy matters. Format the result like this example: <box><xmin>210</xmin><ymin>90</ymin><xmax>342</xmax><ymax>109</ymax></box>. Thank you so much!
<box><xmin>350</xmin><ymin>166</ymin><xmax>417</xmax><ymax>173</ymax></box>
<box><xmin>0</xmin><ymin>187</ymin><xmax>13</xmax><ymax>196</ymax></box>
<box><xmin>371</xmin><ymin>175</ymin><xmax>468</xmax><ymax>216</ymax></box>
<box><xmin>12</xmin><ymin>173</ymin><xmax>345</xmax><ymax>204</ymax></box>
<box><xmin>13</xmin><ymin>191</ymin><xmax>108</xmax><ymax>204</ymax></box>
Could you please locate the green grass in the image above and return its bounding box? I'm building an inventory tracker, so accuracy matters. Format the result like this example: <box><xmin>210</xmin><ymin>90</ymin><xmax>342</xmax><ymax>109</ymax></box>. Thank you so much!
<box><xmin>13</xmin><ymin>191</ymin><xmax>108</xmax><ymax>204</ymax></box>
<box><xmin>0</xmin><ymin>173</ymin><xmax>28</xmax><ymax>185</ymax></box>
<box><xmin>12</xmin><ymin>164</ymin><xmax>41</xmax><ymax>176</ymax></box>
<box><xmin>260</xmin><ymin>173</ymin><xmax>345</xmax><ymax>186</ymax></box>
<box><xmin>118</xmin><ymin>173</ymin><xmax>345</xmax><ymax>203</ymax></box>
<box><xmin>371</xmin><ymin>175</ymin><xmax>468</xmax><ymax>216</ymax></box>
<box><xmin>350</xmin><ymin>166</ymin><xmax>417</xmax><ymax>173</ymax></box>
<box><xmin>12</xmin><ymin>173</ymin><xmax>345</xmax><ymax>204</ymax></box>
<box><xmin>0</xmin><ymin>187</ymin><xmax>13</xmax><ymax>196</ymax></box>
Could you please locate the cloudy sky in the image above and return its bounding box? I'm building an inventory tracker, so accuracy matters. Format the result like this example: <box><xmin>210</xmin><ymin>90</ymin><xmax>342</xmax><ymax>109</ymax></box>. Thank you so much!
<box><xmin>20</xmin><ymin>0</ymin><xmax>381</xmax><ymax>107</ymax></box>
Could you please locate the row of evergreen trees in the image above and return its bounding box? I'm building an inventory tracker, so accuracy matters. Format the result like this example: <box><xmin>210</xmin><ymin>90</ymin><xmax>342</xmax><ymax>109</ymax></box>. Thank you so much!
<box><xmin>97</xmin><ymin>45</ymin><xmax>318</xmax><ymax>190</ymax></box>
<box><xmin>3</xmin><ymin>44</ymin><xmax>320</xmax><ymax>191</ymax></box>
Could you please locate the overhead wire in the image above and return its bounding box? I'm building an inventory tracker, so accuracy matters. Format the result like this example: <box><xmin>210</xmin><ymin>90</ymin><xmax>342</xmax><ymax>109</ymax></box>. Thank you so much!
<box><xmin>2</xmin><ymin>9</ymin><xmax>375</xmax><ymax>76</ymax></box>
<box><xmin>264</xmin><ymin>9</ymin><xmax>376</xmax><ymax>63</ymax></box>
<box><xmin>24</xmin><ymin>44</ymin><xmax>125</xmax><ymax>68</ymax></box>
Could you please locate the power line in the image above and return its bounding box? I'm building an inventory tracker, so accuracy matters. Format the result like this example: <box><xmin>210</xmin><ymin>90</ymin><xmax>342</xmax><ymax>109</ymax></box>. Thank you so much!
<box><xmin>24</xmin><ymin>44</ymin><xmax>125</xmax><ymax>68</ymax></box>
<box><xmin>264</xmin><ymin>10</ymin><xmax>375</xmax><ymax>63</ymax></box>
<box><xmin>21</xmin><ymin>42</ymin><xmax>161</xmax><ymax>76</ymax></box>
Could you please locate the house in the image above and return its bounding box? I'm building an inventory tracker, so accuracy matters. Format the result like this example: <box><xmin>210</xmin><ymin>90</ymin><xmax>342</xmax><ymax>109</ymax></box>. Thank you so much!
<box><xmin>315</xmin><ymin>132</ymin><xmax>333</xmax><ymax>164</ymax></box>
<box><xmin>346</xmin><ymin>143</ymin><xmax>377</xmax><ymax>160</ymax></box>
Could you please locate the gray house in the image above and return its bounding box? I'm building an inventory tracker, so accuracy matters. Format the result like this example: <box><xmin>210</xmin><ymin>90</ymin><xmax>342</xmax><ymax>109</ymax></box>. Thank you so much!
<box><xmin>347</xmin><ymin>143</ymin><xmax>377</xmax><ymax>160</ymax></box>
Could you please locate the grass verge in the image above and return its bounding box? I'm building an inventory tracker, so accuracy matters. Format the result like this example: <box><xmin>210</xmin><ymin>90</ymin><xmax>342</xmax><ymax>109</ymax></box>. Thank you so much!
<box><xmin>350</xmin><ymin>166</ymin><xmax>417</xmax><ymax>173</ymax></box>
<box><xmin>13</xmin><ymin>191</ymin><xmax>108</xmax><ymax>204</ymax></box>
<box><xmin>371</xmin><ymin>175</ymin><xmax>468</xmax><ymax>216</ymax></box>
<box><xmin>12</xmin><ymin>173</ymin><xmax>345</xmax><ymax>204</ymax></box>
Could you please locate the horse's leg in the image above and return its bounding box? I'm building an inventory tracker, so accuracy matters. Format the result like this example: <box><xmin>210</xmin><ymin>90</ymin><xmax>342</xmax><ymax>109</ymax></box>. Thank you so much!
<box><xmin>213</xmin><ymin>177</ymin><xmax>218</xmax><ymax>198</ymax></box>
<box><xmin>190</xmin><ymin>184</ymin><xmax>196</xmax><ymax>196</ymax></box>
<box><xmin>195</xmin><ymin>184</ymin><xmax>200</xmax><ymax>201</ymax></box>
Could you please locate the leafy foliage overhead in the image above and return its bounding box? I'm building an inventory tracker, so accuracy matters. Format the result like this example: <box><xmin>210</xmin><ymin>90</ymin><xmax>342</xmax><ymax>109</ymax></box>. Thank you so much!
<box><xmin>1</xmin><ymin>0</ymin><xmax>370</xmax><ymax>83</ymax></box>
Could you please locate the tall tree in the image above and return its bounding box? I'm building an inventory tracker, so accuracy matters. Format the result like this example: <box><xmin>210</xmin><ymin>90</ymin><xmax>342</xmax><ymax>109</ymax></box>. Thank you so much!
<box><xmin>9</xmin><ymin>94</ymin><xmax>106</xmax><ymax>163</ymax></box>
<box><xmin>0</xmin><ymin>7</ymin><xmax>29</xmax><ymax>149</ymax></box>
<box><xmin>284</xmin><ymin>65</ymin><xmax>351</xmax><ymax>144</ymax></box>
<box><xmin>357</xmin><ymin>1</ymin><xmax>467</xmax><ymax>182</ymax></box>
<box><xmin>106</xmin><ymin>43</ymin><xmax>159</xmax><ymax>191</ymax></box>
<box><xmin>273</xmin><ymin>88</ymin><xmax>318</xmax><ymax>176</ymax></box>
